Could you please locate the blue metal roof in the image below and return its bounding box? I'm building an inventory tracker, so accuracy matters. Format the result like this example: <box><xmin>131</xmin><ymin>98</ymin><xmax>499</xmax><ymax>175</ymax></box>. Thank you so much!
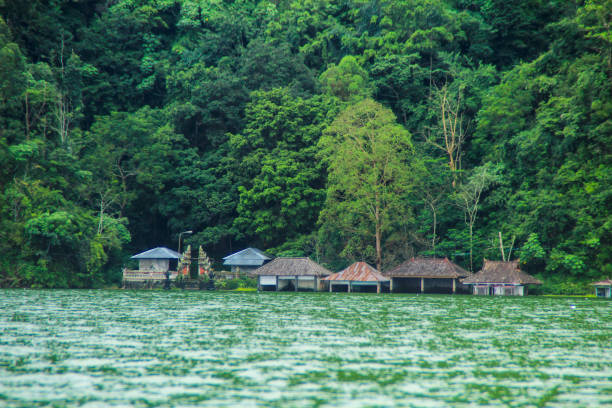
<box><xmin>131</xmin><ymin>247</ymin><xmax>181</xmax><ymax>259</ymax></box>
<box><xmin>223</xmin><ymin>247</ymin><xmax>272</xmax><ymax>266</ymax></box>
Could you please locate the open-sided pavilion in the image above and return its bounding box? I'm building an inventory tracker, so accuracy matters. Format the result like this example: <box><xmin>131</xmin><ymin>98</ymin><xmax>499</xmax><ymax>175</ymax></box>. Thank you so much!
<box><xmin>323</xmin><ymin>262</ymin><xmax>389</xmax><ymax>293</ymax></box>
<box><xmin>254</xmin><ymin>257</ymin><xmax>331</xmax><ymax>291</ymax></box>
<box><xmin>385</xmin><ymin>257</ymin><xmax>471</xmax><ymax>294</ymax></box>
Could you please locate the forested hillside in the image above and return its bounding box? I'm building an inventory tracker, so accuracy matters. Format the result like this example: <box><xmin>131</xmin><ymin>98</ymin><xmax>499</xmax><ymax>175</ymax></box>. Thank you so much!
<box><xmin>0</xmin><ymin>0</ymin><xmax>610</xmax><ymax>290</ymax></box>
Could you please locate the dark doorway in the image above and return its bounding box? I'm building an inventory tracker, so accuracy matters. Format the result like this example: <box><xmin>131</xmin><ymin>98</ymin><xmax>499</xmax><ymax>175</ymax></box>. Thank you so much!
<box><xmin>423</xmin><ymin>278</ymin><xmax>453</xmax><ymax>294</ymax></box>
<box><xmin>278</xmin><ymin>280</ymin><xmax>296</xmax><ymax>291</ymax></box>
<box><xmin>351</xmin><ymin>285</ymin><xmax>377</xmax><ymax>293</ymax></box>
<box><xmin>391</xmin><ymin>278</ymin><xmax>421</xmax><ymax>293</ymax></box>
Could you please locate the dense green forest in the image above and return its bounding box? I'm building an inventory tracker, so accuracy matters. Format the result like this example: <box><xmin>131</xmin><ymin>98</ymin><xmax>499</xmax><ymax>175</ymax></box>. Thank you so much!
<box><xmin>0</xmin><ymin>0</ymin><xmax>610</xmax><ymax>291</ymax></box>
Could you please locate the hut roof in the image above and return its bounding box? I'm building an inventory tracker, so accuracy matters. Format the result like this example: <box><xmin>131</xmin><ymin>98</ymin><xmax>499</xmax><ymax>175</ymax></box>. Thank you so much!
<box><xmin>253</xmin><ymin>257</ymin><xmax>331</xmax><ymax>277</ymax></box>
<box><xmin>131</xmin><ymin>247</ymin><xmax>181</xmax><ymax>259</ymax></box>
<box><xmin>462</xmin><ymin>260</ymin><xmax>542</xmax><ymax>285</ymax></box>
<box><xmin>385</xmin><ymin>257</ymin><xmax>470</xmax><ymax>279</ymax></box>
<box><xmin>222</xmin><ymin>247</ymin><xmax>272</xmax><ymax>266</ymax></box>
<box><xmin>323</xmin><ymin>262</ymin><xmax>389</xmax><ymax>282</ymax></box>
<box><xmin>591</xmin><ymin>278</ymin><xmax>612</xmax><ymax>286</ymax></box>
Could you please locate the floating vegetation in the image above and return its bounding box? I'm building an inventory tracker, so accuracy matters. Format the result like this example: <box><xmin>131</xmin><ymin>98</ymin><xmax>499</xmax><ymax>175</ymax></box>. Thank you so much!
<box><xmin>0</xmin><ymin>290</ymin><xmax>610</xmax><ymax>407</ymax></box>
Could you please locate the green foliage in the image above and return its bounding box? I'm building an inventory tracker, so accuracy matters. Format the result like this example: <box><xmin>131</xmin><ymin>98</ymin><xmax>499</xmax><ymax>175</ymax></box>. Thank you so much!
<box><xmin>472</xmin><ymin>1</ymin><xmax>612</xmax><ymax>280</ymax></box>
<box><xmin>215</xmin><ymin>276</ymin><xmax>257</xmax><ymax>290</ymax></box>
<box><xmin>320</xmin><ymin>55</ymin><xmax>373</xmax><ymax>102</ymax></box>
<box><xmin>534</xmin><ymin>278</ymin><xmax>592</xmax><ymax>296</ymax></box>
<box><xmin>0</xmin><ymin>0</ymin><xmax>608</xmax><ymax>291</ymax></box>
<box><xmin>231</xmin><ymin>88</ymin><xmax>340</xmax><ymax>247</ymax></box>
<box><xmin>473</xmin><ymin>0</ymin><xmax>568</xmax><ymax>67</ymax></box>
<box><xmin>519</xmin><ymin>233</ymin><xmax>545</xmax><ymax>264</ymax></box>
<box><xmin>319</xmin><ymin>98</ymin><xmax>414</xmax><ymax>270</ymax></box>
<box><xmin>547</xmin><ymin>250</ymin><xmax>587</xmax><ymax>277</ymax></box>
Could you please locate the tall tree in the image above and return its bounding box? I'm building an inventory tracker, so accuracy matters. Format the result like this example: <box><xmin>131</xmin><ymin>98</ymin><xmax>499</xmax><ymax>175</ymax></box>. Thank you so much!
<box><xmin>412</xmin><ymin>156</ymin><xmax>453</xmax><ymax>256</ymax></box>
<box><xmin>230</xmin><ymin>88</ymin><xmax>340</xmax><ymax>248</ymax></box>
<box><xmin>454</xmin><ymin>162</ymin><xmax>502</xmax><ymax>271</ymax></box>
<box><xmin>426</xmin><ymin>83</ymin><xmax>466</xmax><ymax>186</ymax></box>
<box><xmin>319</xmin><ymin>98</ymin><xmax>414</xmax><ymax>271</ymax></box>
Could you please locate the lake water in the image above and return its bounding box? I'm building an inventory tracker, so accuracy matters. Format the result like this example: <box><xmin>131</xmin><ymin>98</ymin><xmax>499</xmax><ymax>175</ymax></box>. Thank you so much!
<box><xmin>0</xmin><ymin>290</ymin><xmax>610</xmax><ymax>407</ymax></box>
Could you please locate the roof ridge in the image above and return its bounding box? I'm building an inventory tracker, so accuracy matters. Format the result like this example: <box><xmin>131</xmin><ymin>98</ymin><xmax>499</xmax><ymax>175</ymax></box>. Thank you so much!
<box><xmin>131</xmin><ymin>247</ymin><xmax>181</xmax><ymax>259</ymax></box>
<box><xmin>384</xmin><ymin>257</ymin><xmax>470</xmax><ymax>278</ymax></box>
<box><xmin>464</xmin><ymin>261</ymin><xmax>540</xmax><ymax>284</ymax></box>
<box><xmin>275</xmin><ymin>256</ymin><xmax>310</xmax><ymax>259</ymax></box>
<box><xmin>324</xmin><ymin>261</ymin><xmax>388</xmax><ymax>282</ymax></box>
<box><xmin>253</xmin><ymin>256</ymin><xmax>331</xmax><ymax>276</ymax></box>
<box><xmin>223</xmin><ymin>247</ymin><xmax>271</xmax><ymax>260</ymax></box>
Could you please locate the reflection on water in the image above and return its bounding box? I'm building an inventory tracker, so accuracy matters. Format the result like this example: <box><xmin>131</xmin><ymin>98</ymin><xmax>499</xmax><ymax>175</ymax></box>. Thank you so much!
<box><xmin>0</xmin><ymin>290</ymin><xmax>610</xmax><ymax>407</ymax></box>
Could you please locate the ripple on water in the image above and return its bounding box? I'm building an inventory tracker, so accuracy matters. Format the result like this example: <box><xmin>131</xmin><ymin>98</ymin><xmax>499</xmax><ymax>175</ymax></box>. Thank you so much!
<box><xmin>0</xmin><ymin>290</ymin><xmax>610</xmax><ymax>407</ymax></box>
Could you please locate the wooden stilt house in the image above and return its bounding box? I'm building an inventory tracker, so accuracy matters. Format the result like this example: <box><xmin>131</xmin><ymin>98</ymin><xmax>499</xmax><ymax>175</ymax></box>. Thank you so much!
<box><xmin>385</xmin><ymin>257</ymin><xmax>470</xmax><ymax>293</ymax></box>
<box><xmin>462</xmin><ymin>260</ymin><xmax>541</xmax><ymax>296</ymax></box>
<box><xmin>323</xmin><ymin>262</ymin><xmax>389</xmax><ymax>293</ymax></box>
<box><xmin>254</xmin><ymin>257</ymin><xmax>331</xmax><ymax>291</ymax></box>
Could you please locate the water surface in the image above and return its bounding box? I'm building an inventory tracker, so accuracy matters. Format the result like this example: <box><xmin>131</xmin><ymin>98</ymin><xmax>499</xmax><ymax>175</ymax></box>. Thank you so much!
<box><xmin>0</xmin><ymin>290</ymin><xmax>610</xmax><ymax>407</ymax></box>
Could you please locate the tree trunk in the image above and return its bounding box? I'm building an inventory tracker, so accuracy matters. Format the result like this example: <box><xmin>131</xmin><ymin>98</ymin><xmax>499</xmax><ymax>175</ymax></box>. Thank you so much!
<box><xmin>429</xmin><ymin>202</ymin><xmax>437</xmax><ymax>257</ymax></box>
<box><xmin>25</xmin><ymin>92</ymin><xmax>30</xmax><ymax>140</ymax></box>
<box><xmin>97</xmin><ymin>203</ymin><xmax>104</xmax><ymax>235</ymax></box>
<box><xmin>375</xmin><ymin>192</ymin><xmax>382</xmax><ymax>272</ymax></box>
<box><xmin>498</xmin><ymin>231</ymin><xmax>505</xmax><ymax>261</ymax></box>
<box><xmin>507</xmin><ymin>235</ymin><xmax>516</xmax><ymax>261</ymax></box>
<box><xmin>469</xmin><ymin>222</ymin><xmax>473</xmax><ymax>272</ymax></box>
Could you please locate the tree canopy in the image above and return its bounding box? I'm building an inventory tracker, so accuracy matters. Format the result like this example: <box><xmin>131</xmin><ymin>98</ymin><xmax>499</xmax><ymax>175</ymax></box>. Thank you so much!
<box><xmin>0</xmin><ymin>0</ymin><xmax>610</xmax><ymax>293</ymax></box>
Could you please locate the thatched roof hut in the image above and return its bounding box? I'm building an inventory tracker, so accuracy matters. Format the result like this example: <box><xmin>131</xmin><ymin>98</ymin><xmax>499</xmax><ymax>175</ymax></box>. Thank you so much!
<box><xmin>323</xmin><ymin>262</ymin><xmax>389</xmax><ymax>293</ymax></box>
<box><xmin>254</xmin><ymin>257</ymin><xmax>331</xmax><ymax>291</ymax></box>
<box><xmin>462</xmin><ymin>260</ymin><xmax>541</xmax><ymax>296</ymax></box>
<box><xmin>254</xmin><ymin>257</ymin><xmax>331</xmax><ymax>276</ymax></box>
<box><xmin>386</xmin><ymin>257</ymin><xmax>470</xmax><ymax>279</ymax></box>
<box><xmin>325</xmin><ymin>262</ymin><xmax>389</xmax><ymax>282</ymax></box>
<box><xmin>385</xmin><ymin>257</ymin><xmax>470</xmax><ymax>293</ymax></box>
<box><xmin>462</xmin><ymin>260</ymin><xmax>541</xmax><ymax>285</ymax></box>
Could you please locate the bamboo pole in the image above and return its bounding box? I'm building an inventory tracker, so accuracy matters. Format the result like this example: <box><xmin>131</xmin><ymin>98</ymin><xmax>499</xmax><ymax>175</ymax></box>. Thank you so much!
<box><xmin>498</xmin><ymin>231</ymin><xmax>506</xmax><ymax>261</ymax></box>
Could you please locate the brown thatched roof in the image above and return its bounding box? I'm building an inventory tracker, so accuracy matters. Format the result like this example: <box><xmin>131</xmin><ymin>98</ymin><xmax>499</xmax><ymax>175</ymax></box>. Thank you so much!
<box><xmin>385</xmin><ymin>257</ymin><xmax>470</xmax><ymax>279</ymax></box>
<box><xmin>323</xmin><ymin>262</ymin><xmax>389</xmax><ymax>282</ymax></box>
<box><xmin>592</xmin><ymin>278</ymin><xmax>612</xmax><ymax>286</ymax></box>
<box><xmin>462</xmin><ymin>260</ymin><xmax>542</xmax><ymax>285</ymax></box>
<box><xmin>253</xmin><ymin>257</ymin><xmax>332</xmax><ymax>277</ymax></box>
